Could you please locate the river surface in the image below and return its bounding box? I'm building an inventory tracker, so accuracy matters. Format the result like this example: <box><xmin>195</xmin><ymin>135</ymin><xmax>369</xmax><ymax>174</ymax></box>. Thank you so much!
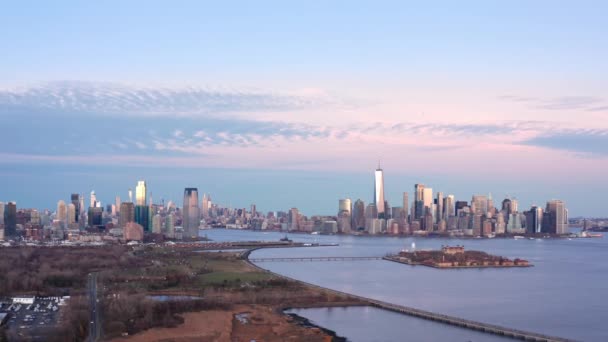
<box><xmin>203</xmin><ymin>229</ymin><xmax>607</xmax><ymax>341</ymax></box>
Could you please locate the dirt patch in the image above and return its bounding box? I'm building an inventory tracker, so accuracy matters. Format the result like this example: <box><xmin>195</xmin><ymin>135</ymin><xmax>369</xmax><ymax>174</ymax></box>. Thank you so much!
<box><xmin>111</xmin><ymin>305</ymin><xmax>332</xmax><ymax>342</ymax></box>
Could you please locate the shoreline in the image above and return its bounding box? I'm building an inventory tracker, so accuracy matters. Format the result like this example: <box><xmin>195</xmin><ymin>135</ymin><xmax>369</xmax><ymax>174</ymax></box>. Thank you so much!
<box><xmin>284</xmin><ymin>312</ymin><xmax>347</xmax><ymax>342</ymax></box>
<box><xmin>244</xmin><ymin>247</ymin><xmax>573</xmax><ymax>342</ymax></box>
<box><xmin>382</xmin><ymin>256</ymin><xmax>533</xmax><ymax>269</ymax></box>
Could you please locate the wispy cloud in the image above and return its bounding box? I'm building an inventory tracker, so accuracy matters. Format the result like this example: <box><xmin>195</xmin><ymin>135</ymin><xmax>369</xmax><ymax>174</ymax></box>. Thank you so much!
<box><xmin>500</xmin><ymin>95</ymin><xmax>606</xmax><ymax>111</ymax></box>
<box><xmin>521</xmin><ymin>129</ymin><xmax>608</xmax><ymax>156</ymax></box>
<box><xmin>0</xmin><ymin>81</ymin><xmax>334</xmax><ymax>117</ymax></box>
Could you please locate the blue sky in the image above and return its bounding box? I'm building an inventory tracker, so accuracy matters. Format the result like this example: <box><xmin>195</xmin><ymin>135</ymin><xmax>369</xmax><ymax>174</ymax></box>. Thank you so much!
<box><xmin>1</xmin><ymin>1</ymin><xmax>607</xmax><ymax>216</ymax></box>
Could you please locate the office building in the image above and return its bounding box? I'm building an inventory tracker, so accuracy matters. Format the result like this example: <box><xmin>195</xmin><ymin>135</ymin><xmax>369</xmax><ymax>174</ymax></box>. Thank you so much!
<box><xmin>136</xmin><ymin>181</ymin><xmax>147</xmax><ymax>206</ymax></box>
<box><xmin>4</xmin><ymin>202</ymin><xmax>17</xmax><ymax>236</ymax></box>
<box><xmin>352</xmin><ymin>199</ymin><xmax>366</xmax><ymax>231</ymax></box>
<box><xmin>544</xmin><ymin>200</ymin><xmax>568</xmax><ymax>235</ymax></box>
<box><xmin>67</xmin><ymin>203</ymin><xmax>76</xmax><ymax>225</ymax></box>
<box><xmin>182</xmin><ymin>188</ymin><xmax>200</xmax><ymax>239</ymax></box>
<box><xmin>71</xmin><ymin>194</ymin><xmax>80</xmax><ymax>222</ymax></box>
<box><xmin>56</xmin><ymin>200</ymin><xmax>67</xmax><ymax>223</ymax></box>
<box><xmin>119</xmin><ymin>202</ymin><xmax>135</xmax><ymax>228</ymax></box>
<box><xmin>374</xmin><ymin>167</ymin><xmax>386</xmax><ymax>218</ymax></box>
<box><xmin>201</xmin><ymin>193</ymin><xmax>209</xmax><ymax>218</ymax></box>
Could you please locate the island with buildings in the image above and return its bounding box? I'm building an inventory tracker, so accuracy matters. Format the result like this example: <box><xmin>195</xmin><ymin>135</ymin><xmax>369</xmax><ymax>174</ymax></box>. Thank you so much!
<box><xmin>384</xmin><ymin>245</ymin><xmax>531</xmax><ymax>269</ymax></box>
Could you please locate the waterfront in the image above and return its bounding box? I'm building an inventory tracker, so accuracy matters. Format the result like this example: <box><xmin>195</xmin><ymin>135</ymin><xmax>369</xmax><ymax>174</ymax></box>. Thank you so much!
<box><xmin>205</xmin><ymin>229</ymin><xmax>608</xmax><ymax>342</ymax></box>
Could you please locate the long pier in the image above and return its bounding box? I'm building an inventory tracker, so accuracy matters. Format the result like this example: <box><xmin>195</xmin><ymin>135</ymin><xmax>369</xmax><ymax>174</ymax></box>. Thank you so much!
<box><xmin>249</xmin><ymin>256</ymin><xmax>382</xmax><ymax>262</ymax></box>
<box><xmin>245</xmin><ymin>249</ymin><xmax>575</xmax><ymax>342</ymax></box>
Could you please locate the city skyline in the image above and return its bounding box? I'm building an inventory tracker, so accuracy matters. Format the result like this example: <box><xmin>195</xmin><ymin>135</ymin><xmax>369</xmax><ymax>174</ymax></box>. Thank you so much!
<box><xmin>1</xmin><ymin>2</ymin><xmax>607</xmax><ymax>217</ymax></box>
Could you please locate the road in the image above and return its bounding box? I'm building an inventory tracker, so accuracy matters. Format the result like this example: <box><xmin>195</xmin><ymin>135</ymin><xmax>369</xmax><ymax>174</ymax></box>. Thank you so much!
<box><xmin>87</xmin><ymin>273</ymin><xmax>101</xmax><ymax>342</ymax></box>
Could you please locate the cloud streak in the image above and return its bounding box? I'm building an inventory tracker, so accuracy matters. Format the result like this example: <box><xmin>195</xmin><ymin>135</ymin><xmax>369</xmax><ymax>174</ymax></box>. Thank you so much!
<box><xmin>0</xmin><ymin>81</ymin><xmax>334</xmax><ymax>117</ymax></box>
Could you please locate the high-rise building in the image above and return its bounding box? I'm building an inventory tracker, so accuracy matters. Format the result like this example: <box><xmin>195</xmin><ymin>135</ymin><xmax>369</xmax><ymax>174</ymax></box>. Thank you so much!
<box><xmin>471</xmin><ymin>195</ymin><xmax>488</xmax><ymax>215</ymax></box>
<box><xmin>414</xmin><ymin>184</ymin><xmax>425</xmax><ymax>220</ymax></box>
<box><xmin>338</xmin><ymin>198</ymin><xmax>352</xmax><ymax>215</ymax></box>
<box><xmin>90</xmin><ymin>191</ymin><xmax>97</xmax><ymax>208</ymax></box>
<box><xmin>444</xmin><ymin>194</ymin><xmax>455</xmax><ymax>218</ymax></box>
<box><xmin>67</xmin><ymin>203</ymin><xmax>76</xmax><ymax>225</ymax></box>
<box><xmin>87</xmin><ymin>207</ymin><xmax>103</xmax><ymax>227</ymax></box>
<box><xmin>525</xmin><ymin>206</ymin><xmax>543</xmax><ymax>234</ymax></box>
<box><xmin>56</xmin><ymin>200</ymin><xmax>67</xmax><ymax>223</ymax></box>
<box><xmin>115</xmin><ymin>196</ymin><xmax>121</xmax><ymax>214</ymax></box>
<box><xmin>436</xmin><ymin>192</ymin><xmax>444</xmax><ymax>223</ymax></box>
<box><xmin>288</xmin><ymin>208</ymin><xmax>299</xmax><ymax>231</ymax></box>
<box><xmin>71</xmin><ymin>194</ymin><xmax>80</xmax><ymax>222</ymax></box>
<box><xmin>422</xmin><ymin>187</ymin><xmax>433</xmax><ymax>215</ymax></box>
<box><xmin>402</xmin><ymin>192</ymin><xmax>409</xmax><ymax>222</ymax></box>
<box><xmin>152</xmin><ymin>214</ymin><xmax>162</xmax><ymax>234</ymax></box>
<box><xmin>119</xmin><ymin>202</ymin><xmax>135</xmax><ymax>228</ymax></box>
<box><xmin>544</xmin><ymin>200</ymin><xmax>567</xmax><ymax>235</ymax></box>
<box><xmin>165</xmin><ymin>213</ymin><xmax>175</xmax><ymax>238</ymax></box>
<box><xmin>182</xmin><ymin>188</ymin><xmax>200</xmax><ymax>239</ymax></box>
<box><xmin>4</xmin><ymin>202</ymin><xmax>17</xmax><ymax>236</ymax></box>
<box><xmin>136</xmin><ymin>181</ymin><xmax>147</xmax><ymax>206</ymax></box>
<box><xmin>352</xmin><ymin>199</ymin><xmax>366</xmax><ymax>231</ymax></box>
<box><xmin>134</xmin><ymin>205</ymin><xmax>149</xmax><ymax>232</ymax></box>
<box><xmin>0</xmin><ymin>202</ymin><xmax>4</xmax><ymax>225</ymax></box>
<box><xmin>374</xmin><ymin>167</ymin><xmax>385</xmax><ymax>218</ymax></box>
<box><xmin>201</xmin><ymin>193</ymin><xmax>209</xmax><ymax>218</ymax></box>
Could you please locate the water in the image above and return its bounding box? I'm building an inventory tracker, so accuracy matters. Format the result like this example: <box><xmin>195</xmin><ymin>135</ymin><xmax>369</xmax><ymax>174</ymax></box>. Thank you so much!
<box><xmin>204</xmin><ymin>229</ymin><xmax>608</xmax><ymax>341</ymax></box>
<box><xmin>147</xmin><ymin>295</ymin><xmax>202</xmax><ymax>302</ymax></box>
<box><xmin>286</xmin><ymin>306</ymin><xmax>514</xmax><ymax>342</ymax></box>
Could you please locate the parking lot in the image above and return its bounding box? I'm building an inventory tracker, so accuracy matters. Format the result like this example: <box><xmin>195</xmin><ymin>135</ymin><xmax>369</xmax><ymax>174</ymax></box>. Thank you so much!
<box><xmin>0</xmin><ymin>297</ymin><xmax>68</xmax><ymax>340</ymax></box>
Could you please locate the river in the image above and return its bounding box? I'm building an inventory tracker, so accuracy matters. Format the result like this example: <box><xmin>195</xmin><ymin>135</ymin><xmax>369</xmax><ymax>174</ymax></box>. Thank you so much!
<box><xmin>203</xmin><ymin>229</ymin><xmax>607</xmax><ymax>341</ymax></box>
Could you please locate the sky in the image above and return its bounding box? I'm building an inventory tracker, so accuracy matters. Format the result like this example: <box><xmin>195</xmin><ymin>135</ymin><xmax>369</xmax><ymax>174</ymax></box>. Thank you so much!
<box><xmin>1</xmin><ymin>1</ymin><xmax>607</xmax><ymax>216</ymax></box>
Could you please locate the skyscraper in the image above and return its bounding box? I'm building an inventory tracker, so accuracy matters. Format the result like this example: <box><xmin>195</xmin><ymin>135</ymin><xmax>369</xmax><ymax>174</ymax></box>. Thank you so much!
<box><xmin>402</xmin><ymin>192</ymin><xmax>409</xmax><ymax>222</ymax></box>
<box><xmin>352</xmin><ymin>199</ymin><xmax>366</xmax><ymax>231</ymax></box>
<box><xmin>201</xmin><ymin>193</ymin><xmax>209</xmax><ymax>218</ymax></box>
<box><xmin>338</xmin><ymin>198</ymin><xmax>352</xmax><ymax>215</ymax></box>
<box><xmin>471</xmin><ymin>195</ymin><xmax>488</xmax><ymax>215</ymax></box>
<box><xmin>115</xmin><ymin>196</ymin><xmax>121</xmax><ymax>214</ymax></box>
<box><xmin>56</xmin><ymin>200</ymin><xmax>67</xmax><ymax>223</ymax></box>
<box><xmin>436</xmin><ymin>192</ymin><xmax>444</xmax><ymax>223</ymax></box>
<box><xmin>182</xmin><ymin>188</ymin><xmax>200</xmax><ymax>239</ymax></box>
<box><xmin>374</xmin><ymin>167</ymin><xmax>385</xmax><ymax>218</ymax></box>
<box><xmin>71</xmin><ymin>194</ymin><xmax>80</xmax><ymax>222</ymax></box>
<box><xmin>90</xmin><ymin>191</ymin><xmax>97</xmax><ymax>208</ymax></box>
<box><xmin>119</xmin><ymin>202</ymin><xmax>135</xmax><ymax>228</ymax></box>
<box><xmin>544</xmin><ymin>200</ymin><xmax>567</xmax><ymax>235</ymax></box>
<box><xmin>288</xmin><ymin>208</ymin><xmax>299</xmax><ymax>231</ymax></box>
<box><xmin>67</xmin><ymin>203</ymin><xmax>76</xmax><ymax>225</ymax></box>
<box><xmin>136</xmin><ymin>181</ymin><xmax>147</xmax><ymax>206</ymax></box>
<box><xmin>444</xmin><ymin>194</ymin><xmax>455</xmax><ymax>218</ymax></box>
<box><xmin>4</xmin><ymin>202</ymin><xmax>16</xmax><ymax>236</ymax></box>
<box><xmin>414</xmin><ymin>184</ymin><xmax>425</xmax><ymax>219</ymax></box>
<box><xmin>0</xmin><ymin>202</ymin><xmax>4</xmax><ymax>225</ymax></box>
<box><xmin>422</xmin><ymin>187</ymin><xmax>433</xmax><ymax>214</ymax></box>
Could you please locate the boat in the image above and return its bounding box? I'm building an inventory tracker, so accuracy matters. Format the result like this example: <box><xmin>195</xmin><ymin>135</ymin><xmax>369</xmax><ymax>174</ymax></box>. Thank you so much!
<box><xmin>513</xmin><ymin>236</ymin><xmax>525</xmax><ymax>240</ymax></box>
<box><xmin>311</xmin><ymin>231</ymin><xmax>320</xmax><ymax>235</ymax></box>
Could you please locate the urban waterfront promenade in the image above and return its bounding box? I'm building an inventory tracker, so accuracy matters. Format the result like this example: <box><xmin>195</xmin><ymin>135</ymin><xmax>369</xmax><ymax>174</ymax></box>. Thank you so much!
<box><xmin>245</xmin><ymin>248</ymin><xmax>575</xmax><ymax>342</ymax></box>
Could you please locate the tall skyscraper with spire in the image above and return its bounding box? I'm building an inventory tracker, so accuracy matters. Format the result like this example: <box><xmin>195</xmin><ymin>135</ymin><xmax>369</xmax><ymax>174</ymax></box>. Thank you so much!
<box><xmin>374</xmin><ymin>165</ymin><xmax>385</xmax><ymax>218</ymax></box>
<box><xmin>183</xmin><ymin>188</ymin><xmax>200</xmax><ymax>239</ymax></box>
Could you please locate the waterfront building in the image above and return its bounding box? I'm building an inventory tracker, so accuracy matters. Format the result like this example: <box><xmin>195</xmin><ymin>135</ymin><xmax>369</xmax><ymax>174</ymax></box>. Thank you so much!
<box><xmin>352</xmin><ymin>199</ymin><xmax>366</xmax><ymax>231</ymax></box>
<box><xmin>506</xmin><ymin>213</ymin><xmax>523</xmax><ymax>233</ymax></box>
<box><xmin>374</xmin><ymin>167</ymin><xmax>386</xmax><ymax>218</ymax></box>
<box><xmin>365</xmin><ymin>203</ymin><xmax>378</xmax><ymax>220</ymax></box>
<box><xmin>182</xmin><ymin>188</ymin><xmax>200</xmax><ymax>239</ymax></box>
<box><xmin>119</xmin><ymin>202</ymin><xmax>135</xmax><ymax>228</ymax></box>
<box><xmin>288</xmin><ymin>208</ymin><xmax>299</xmax><ymax>231</ymax></box>
<box><xmin>339</xmin><ymin>198</ymin><xmax>352</xmax><ymax>215</ymax></box>
<box><xmin>525</xmin><ymin>206</ymin><xmax>543</xmax><ymax>234</ymax></box>
<box><xmin>423</xmin><ymin>212</ymin><xmax>434</xmax><ymax>231</ymax></box>
<box><xmin>322</xmin><ymin>220</ymin><xmax>338</xmax><ymax>234</ymax></box>
<box><xmin>544</xmin><ymin>200</ymin><xmax>568</xmax><ymax>235</ymax></box>
<box><xmin>495</xmin><ymin>212</ymin><xmax>506</xmax><ymax>234</ymax></box>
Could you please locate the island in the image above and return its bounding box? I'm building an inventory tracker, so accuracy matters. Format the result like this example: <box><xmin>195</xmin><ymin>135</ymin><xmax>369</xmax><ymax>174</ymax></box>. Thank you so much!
<box><xmin>384</xmin><ymin>245</ymin><xmax>532</xmax><ymax>269</ymax></box>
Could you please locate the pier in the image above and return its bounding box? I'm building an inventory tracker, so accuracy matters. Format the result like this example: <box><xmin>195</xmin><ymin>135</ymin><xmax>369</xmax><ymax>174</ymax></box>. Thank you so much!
<box><xmin>249</xmin><ymin>256</ymin><xmax>382</xmax><ymax>262</ymax></box>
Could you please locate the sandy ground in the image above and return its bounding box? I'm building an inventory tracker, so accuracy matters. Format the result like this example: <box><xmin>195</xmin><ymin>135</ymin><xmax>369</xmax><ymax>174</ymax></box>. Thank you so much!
<box><xmin>110</xmin><ymin>305</ymin><xmax>331</xmax><ymax>342</ymax></box>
